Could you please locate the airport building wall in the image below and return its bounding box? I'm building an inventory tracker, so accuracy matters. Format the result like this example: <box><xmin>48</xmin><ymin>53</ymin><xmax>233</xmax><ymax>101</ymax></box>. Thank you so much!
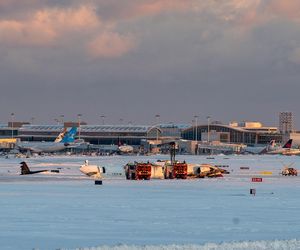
<box><xmin>0</xmin><ymin>124</ymin><xmax>18</xmax><ymax>139</ymax></box>
<box><xmin>182</xmin><ymin>124</ymin><xmax>282</xmax><ymax>146</ymax></box>
<box><xmin>282</xmin><ymin>132</ymin><xmax>300</xmax><ymax>147</ymax></box>
<box><xmin>18</xmin><ymin>125</ymin><xmax>162</xmax><ymax>146</ymax></box>
<box><xmin>0</xmin><ymin>122</ymin><xmax>285</xmax><ymax>148</ymax></box>
<box><xmin>279</xmin><ymin>112</ymin><xmax>294</xmax><ymax>133</ymax></box>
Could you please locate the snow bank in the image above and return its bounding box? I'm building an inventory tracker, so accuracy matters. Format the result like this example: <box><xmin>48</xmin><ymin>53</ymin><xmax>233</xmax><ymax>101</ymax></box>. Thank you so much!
<box><xmin>72</xmin><ymin>239</ymin><xmax>300</xmax><ymax>250</ymax></box>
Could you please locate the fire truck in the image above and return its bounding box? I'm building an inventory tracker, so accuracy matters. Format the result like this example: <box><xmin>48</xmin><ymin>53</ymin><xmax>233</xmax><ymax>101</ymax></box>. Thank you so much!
<box><xmin>124</xmin><ymin>162</ymin><xmax>152</xmax><ymax>180</ymax></box>
<box><xmin>282</xmin><ymin>167</ymin><xmax>297</xmax><ymax>176</ymax></box>
<box><xmin>163</xmin><ymin>142</ymin><xmax>188</xmax><ymax>179</ymax></box>
<box><xmin>166</xmin><ymin>162</ymin><xmax>188</xmax><ymax>179</ymax></box>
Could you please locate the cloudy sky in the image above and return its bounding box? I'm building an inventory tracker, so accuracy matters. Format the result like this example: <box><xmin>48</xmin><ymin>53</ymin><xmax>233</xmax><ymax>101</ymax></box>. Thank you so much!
<box><xmin>0</xmin><ymin>0</ymin><xmax>300</xmax><ymax>126</ymax></box>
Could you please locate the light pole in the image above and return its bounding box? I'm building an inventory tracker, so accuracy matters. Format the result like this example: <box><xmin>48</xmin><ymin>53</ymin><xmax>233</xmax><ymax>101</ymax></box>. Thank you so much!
<box><xmin>11</xmin><ymin>113</ymin><xmax>14</xmax><ymax>139</ymax></box>
<box><xmin>78</xmin><ymin>114</ymin><xmax>82</xmax><ymax>140</ymax></box>
<box><xmin>100</xmin><ymin>115</ymin><xmax>105</xmax><ymax>125</ymax></box>
<box><xmin>155</xmin><ymin>114</ymin><xmax>160</xmax><ymax>143</ymax></box>
<box><xmin>60</xmin><ymin>115</ymin><xmax>64</xmax><ymax>125</ymax></box>
<box><xmin>194</xmin><ymin>115</ymin><xmax>198</xmax><ymax>142</ymax></box>
<box><xmin>30</xmin><ymin>117</ymin><xmax>35</xmax><ymax>124</ymax></box>
<box><xmin>207</xmin><ymin>116</ymin><xmax>211</xmax><ymax>143</ymax></box>
<box><xmin>192</xmin><ymin>119</ymin><xmax>195</xmax><ymax>141</ymax></box>
<box><xmin>194</xmin><ymin>115</ymin><xmax>198</xmax><ymax>155</ymax></box>
<box><xmin>119</xmin><ymin>118</ymin><xmax>123</xmax><ymax>125</ymax></box>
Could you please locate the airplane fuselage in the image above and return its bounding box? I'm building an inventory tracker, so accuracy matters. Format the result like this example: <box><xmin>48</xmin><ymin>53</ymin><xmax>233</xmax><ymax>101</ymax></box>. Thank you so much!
<box><xmin>17</xmin><ymin>142</ymin><xmax>68</xmax><ymax>153</ymax></box>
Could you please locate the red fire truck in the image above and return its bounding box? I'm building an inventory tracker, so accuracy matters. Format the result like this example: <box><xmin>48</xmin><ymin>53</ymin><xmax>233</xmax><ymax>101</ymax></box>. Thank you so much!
<box><xmin>124</xmin><ymin>162</ymin><xmax>152</xmax><ymax>180</ymax></box>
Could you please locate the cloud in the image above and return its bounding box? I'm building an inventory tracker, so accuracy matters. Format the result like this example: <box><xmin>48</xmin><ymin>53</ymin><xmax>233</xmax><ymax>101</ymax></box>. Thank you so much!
<box><xmin>1</xmin><ymin>0</ymin><xmax>300</xmax><ymax>125</ymax></box>
<box><xmin>0</xmin><ymin>19</ymin><xmax>57</xmax><ymax>46</ymax></box>
<box><xmin>91</xmin><ymin>0</ymin><xmax>193</xmax><ymax>20</ymax></box>
<box><xmin>0</xmin><ymin>3</ymin><xmax>138</xmax><ymax>58</ymax></box>
<box><xmin>0</xmin><ymin>0</ymin><xmax>299</xmax><ymax>61</ymax></box>
<box><xmin>0</xmin><ymin>0</ymin><xmax>38</xmax><ymax>7</ymax></box>
<box><xmin>119</xmin><ymin>0</ymin><xmax>192</xmax><ymax>18</ymax></box>
<box><xmin>289</xmin><ymin>47</ymin><xmax>300</xmax><ymax>64</ymax></box>
<box><xmin>0</xmin><ymin>5</ymin><xmax>101</xmax><ymax>47</ymax></box>
<box><xmin>87</xmin><ymin>32</ymin><xmax>135</xmax><ymax>58</ymax></box>
<box><xmin>267</xmin><ymin>0</ymin><xmax>300</xmax><ymax>21</ymax></box>
<box><xmin>91</xmin><ymin>0</ymin><xmax>261</xmax><ymax>23</ymax></box>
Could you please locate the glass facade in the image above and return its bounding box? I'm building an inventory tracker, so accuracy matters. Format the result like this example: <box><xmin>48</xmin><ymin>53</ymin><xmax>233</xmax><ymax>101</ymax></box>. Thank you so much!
<box><xmin>182</xmin><ymin>125</ymin><xmax>282</xmax><ymax>145</ymax></box>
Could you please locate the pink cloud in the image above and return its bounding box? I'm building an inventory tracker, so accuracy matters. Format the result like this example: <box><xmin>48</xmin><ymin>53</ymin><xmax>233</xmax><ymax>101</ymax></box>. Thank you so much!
<box><xmin>0</xmin><ymin>19</ymin><xmax>57</xmax><ymax>46</ymax></box>
<box><xmin>0</xmin><ymin>5</ymin><xmax>101</xmax><ymax>47</ymax></box>
<box><xmin>5</xmin><ymin>0</ymin><xmax>299</xmax><ymax>58</ymax></box>
<box><xmin>87</xmin><ymin>32</ymin><xmax>135</xmax><ymax>58</ymax></box>
<box><xmin>34</xmin><ymin>5</ymin><xmax>101</xmax><ymax>31</ymax></box>
<box><xmin>267</xmin><ymin>0</ymin><xmax>300</xmax><ymax>21</ymax></box>
<box><xmin>129</xmin><ymin>0</ymin><xmax>191</xmax><ymax>17</ymax></box>
<box><xmin>91</xmin><ymin>0</ymin><xmax>195</xmax><ymax>21</ymax></box>
<box><xmin>0</xmin><ymin>0</ymin><xmax>38</xmax><ymax>7</ymax></box>
<box><xmin>0</xmin><ymin>3</ymin><xmax>137</xmax><ymax>58</ymax></box>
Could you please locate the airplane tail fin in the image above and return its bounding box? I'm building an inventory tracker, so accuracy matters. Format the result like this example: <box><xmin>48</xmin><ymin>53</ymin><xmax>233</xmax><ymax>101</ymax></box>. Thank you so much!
<box><xmin>20</xmin><ymin>162</ymin><xmax>30</xmax><ymax>175</ymax></box>
<box><xmin>259</xmin><ymin>140</ymin><xmax>275</xmax><ymax>154</ymax></box>
<box><xmin>54</xmin><ymin>128</ymin><xmax>68</xmax><ymax>143</ymax></box>
<box><xmin>61</xmin><ymin>127</ymin><xmax>77</xmax><ymax>143</ymax></box>
<box><xmin>270</xmin><ymin>140</ymin><xmax>276</xmax><ymax>148</ymax></box>
<box><xmin>283</xmin><ymin>139</ymin><xmax>293</xmax><ymax>149</ymax></box>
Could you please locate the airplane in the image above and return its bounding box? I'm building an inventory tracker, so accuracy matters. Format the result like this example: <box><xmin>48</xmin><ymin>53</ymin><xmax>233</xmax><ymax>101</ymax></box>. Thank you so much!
<box><xmin>116</xmin><ymin>137</ymin><xmax>134</xmax><ymax>154</ymax></box>
<box><xmin>17</xmin><ymin>127</ymin><xmax>78</xmax><ymax>153</ymax></box>
<box><xmin>118</xmin><ymin>145</ymin><xmax>134</xmax><ymax>154</ymax></box>
<box><xmin>54</xmin><ymin>128</ymin><xmax>68</xmax><ymax>142</ymax></box>
<box><xmin>243</xmin><ymin>140</ymin><xmax>276</xmax><ymax>154</ymax></box>
<box><xmin>95</xmin><ymin>144</ymin><xmax>134</xmax><ymax>155</ymax></box>
<box><xmin>79</xmin><ymin>160</ymin><xmax>106</xmax><ymax>178</ymax></box>
<box><xmin>243</xmin><ymin>140</ymin><xmax>295</xmax><ymax>155</ymax></box>
<box><xmin>281</xmin><ymin>149</ymin><xmax>300</xmax><ymax>156</ymax></box>
<box><xmin>192</xmin><ymin>164</ymin><xmax>229</xmax><ymax>178</ymax></box>
<box><xmin>20</xmin><ymin>161</ymin><xmax>59</xmax><ymax>175</ymax></box>
<box><xmin>265</xmin><ymin>139</ymin><xmax>296</xmax><ymax>155</ymax></box>
<box><xmin>278</xmin><ymin>141</ymin><xmax>300</xmax><ymax>155</ymax></box>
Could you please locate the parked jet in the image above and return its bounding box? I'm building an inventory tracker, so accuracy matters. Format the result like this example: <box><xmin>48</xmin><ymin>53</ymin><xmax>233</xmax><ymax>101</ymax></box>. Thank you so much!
<box><xmin>80</xmin><ymin>160</ymin><xmax>105</xmax><ymax>178</ymax></box>
<box><xmin>17</xmin><ymin>127</ymin><xmax>78</xmax><ymax>153</ymax></box>
<box><xmin>243</xmin><ymin>140</ymin><xmax>276</xmax><ymax>154</ymax></box>
<box><xmin>118</xmin><ymin>145</ymin><xmax>134</xmax><ymax>154</ymax></box>
<box><xmin>265</xmin><ymin>139</ymin><xmax>295</xmax><ymax>155</ymax></box>
<box><xmin>20</xmin><ymin>161</ymin><xmax>59</xmax><ymax>175</ymax></box>
<box><xmin>243</xmin><ymin>140</ymin><xmax>294</xmax><ymax>155</ymax></box>
<box><xmin>54</xmin><ymin>128</ymin><xmax>68</xmax><ymax>142</ymax></box>
<box><xmin>279</xmin><ymin>140</ymin><xmax>300</xmax><ymax>155</ymax></box>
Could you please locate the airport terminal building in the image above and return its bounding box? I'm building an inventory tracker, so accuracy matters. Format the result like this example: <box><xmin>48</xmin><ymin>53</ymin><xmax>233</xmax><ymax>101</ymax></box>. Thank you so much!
<box><xmin>0</xmin><ymin>121</ymin><xmax>289</xmax><ymax>153</ymax></box>
<box><xmin>17</xmin><ymin>124</ymin><xmax>162</xmax><ymax>146</ymax></box>
<box><xmin>181</xmin><ymin>122</ymin><xmax>282</xmax><ymax>146</ymax></box>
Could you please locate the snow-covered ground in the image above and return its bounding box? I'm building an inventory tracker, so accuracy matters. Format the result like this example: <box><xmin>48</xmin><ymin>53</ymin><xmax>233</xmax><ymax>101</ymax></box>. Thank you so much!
<box><xmin>1</xmin><ymin>154</ymin><xmax>300</xmax><ymax>250</ymax></box>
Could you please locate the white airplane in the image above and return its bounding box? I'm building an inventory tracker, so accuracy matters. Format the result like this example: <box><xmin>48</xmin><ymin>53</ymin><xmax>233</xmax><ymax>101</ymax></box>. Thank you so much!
<box><xmin>80</xmin><ymin>160</ymin><xmax>106</xmax><ymax>178</ymax></box>
<box><xmin>54</xmin><ymin>128</ymin><xmax>68</xmax><ymax>142</ymax></box>
<box><xmin>244</xmin><ymin>140</ymin><xmax>276</xmax><ymax>154</ymax></box>
<box><xmin>281</xmin><ymin>148</ymin><xmax>300</xmax><ymax>156</ymax></box>
<box><xmin>118</xmin><ymin>145</ymin><xmax>134</xmax><ymax>154</ymax></box>
<box><xmin>244</xmin><ymin>140</ymin><xmax>296</xmax><ymax>155</ymax></box>
<box><xmin>265</xmin><ymin>139</ymin><xmax>297</xmax><ymax>155</ymax></box>
<box><xmin>17</xmin><ymin>127</ymin><xmax>78</xmax><ymax>153</ymax></box>
<box><xmin>269</xmin><ymin>139</ymin><xmax>300</xmax><ymax>156</ymax></box>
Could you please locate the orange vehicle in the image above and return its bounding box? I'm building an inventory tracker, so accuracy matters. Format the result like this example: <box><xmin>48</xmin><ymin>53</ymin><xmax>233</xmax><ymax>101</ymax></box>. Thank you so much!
<box><xmin>124</xmin><ymin>162</ymin><xmax>152</xmax><ymax>180</ymax></box>
<box><xmin>282</xmin><ymin>167</ymin><xmax>297</xmax><ymax>176</ymax></box>
<box><xmin>166</xmin><ymin>162</ymin><xmax>188</xmax><ymax>179</ymax></box>
<box><xmin>173</xmin><ymin>162</ymin><xmax>188</xmax><ymax>179</ymax></box>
